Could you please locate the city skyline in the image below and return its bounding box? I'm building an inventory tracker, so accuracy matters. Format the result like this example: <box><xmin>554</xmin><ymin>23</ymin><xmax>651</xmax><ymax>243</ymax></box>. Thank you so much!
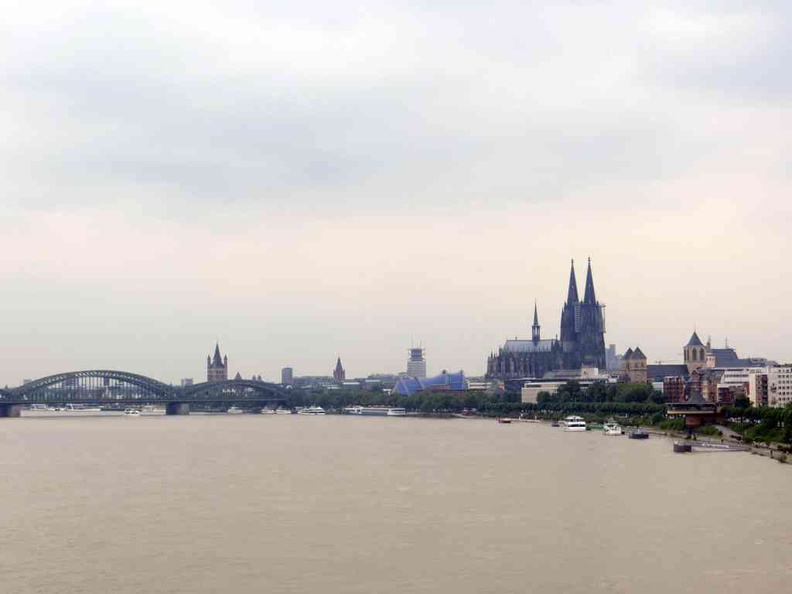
<box><xmin>1</xmin><ymin>1</ymin><xmax>790</xmax><ymax>383</ymax></box>
<box><xmin>4</xmin><ymin>261</ymin><xmax>787</xmax><ymax>388</ymax></box>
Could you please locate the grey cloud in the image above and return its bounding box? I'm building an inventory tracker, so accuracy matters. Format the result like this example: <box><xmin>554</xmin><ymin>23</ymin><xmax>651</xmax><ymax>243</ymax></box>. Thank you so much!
<box><xmin>2</xmin><ymin>1</ymin><xmax>789</xmax><ymax>216</ymax></box>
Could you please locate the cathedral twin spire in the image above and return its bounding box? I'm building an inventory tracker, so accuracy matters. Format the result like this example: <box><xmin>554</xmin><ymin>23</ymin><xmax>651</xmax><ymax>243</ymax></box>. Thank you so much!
<box><xmin>566</xmin><ymin>259</ymin><xmax>580</xmax><ymax>304</ymax></box>
<box><xmin>535</xmin><ymin>258</ymin><xmax>598</xmax><ymax>341</ymax></box>
<box><xmin>566</xmin><ymin>258</ymin><xmax>598</xmax><ymax>305</ymax></box>
<box><xmin>583</xmin><ymin>258</ymin><xmax>597</xmax><ymax>304</ymax></box>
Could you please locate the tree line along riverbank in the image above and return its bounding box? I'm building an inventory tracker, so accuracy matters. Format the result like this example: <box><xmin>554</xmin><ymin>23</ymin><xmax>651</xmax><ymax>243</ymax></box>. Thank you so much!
<box><xmin>286</xmin><ymin>381</ymin><xmax>792</xmax><ymax>447</ymax></box>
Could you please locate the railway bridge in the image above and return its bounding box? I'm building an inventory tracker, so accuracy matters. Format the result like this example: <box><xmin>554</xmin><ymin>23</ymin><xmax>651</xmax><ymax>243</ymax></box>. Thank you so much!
<box><xmin>0</xmin><ymin>370</ymin><xmax>287</xmax><ymax>417</ymax></box>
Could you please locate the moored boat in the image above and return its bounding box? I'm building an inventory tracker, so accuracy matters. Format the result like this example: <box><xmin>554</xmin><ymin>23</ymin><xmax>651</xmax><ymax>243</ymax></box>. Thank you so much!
<box><xmin>123</xmin><ymin>408</ymin><xmax>141</xmax><ymax>416</ymax></box>
<box><xmin>629</xmin><ymin>428</ymin><xmax>649</xmax><ymax>439</ymax></box>
<box><xmin>297</xmin><ymin>406</ymin><xmax>326</xmax><ymax>416</ymax></box>
<box><xmin>497</xmin><ymin>417</ymin><xmax>512</xmax><ymax>424</ymax></box>
<box><xmin>563</xmin><ymin>415</ymin><xmax>587</xmax><ymax>432</ymax></box>
<box><xmin>602</xmin><ymin>418</ymin><xmax>624</xmax><ymax>436</ymax></box>
<box><xmin>344</xmin><ymin>406</ymin><xmax>405</xmax><ymax>417</ymax></box>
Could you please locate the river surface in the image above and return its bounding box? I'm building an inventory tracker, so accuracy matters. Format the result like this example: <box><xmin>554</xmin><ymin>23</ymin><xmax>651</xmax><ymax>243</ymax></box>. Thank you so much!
<box><xmin>2</xmin><ymin>414</ymin><xmax>791</xmax><ymax>593</ymax></box>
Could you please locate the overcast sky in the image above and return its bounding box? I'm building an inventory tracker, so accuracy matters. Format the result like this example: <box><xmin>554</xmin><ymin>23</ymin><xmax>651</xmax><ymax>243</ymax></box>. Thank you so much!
<box><xmin>1</xmin><ymin>0</ymin><xmax>790</xmax><ymax>384</ymax></box>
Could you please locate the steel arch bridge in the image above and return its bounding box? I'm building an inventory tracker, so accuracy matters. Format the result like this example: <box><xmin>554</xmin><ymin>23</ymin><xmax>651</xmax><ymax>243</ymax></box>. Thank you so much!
<box><xmin>0</xmin><ymin>370</ymin><xmax>289</xmax><ymax>406</ymax></box>
<box><xmin>7</xmin><ymin>370</ymin><xmax>177</xmax><ymax>402</ymax></box>
<box><xmin>182</xmin><ymin>379</ymin><xmax>288</xmax><ymax>402</ymax></box>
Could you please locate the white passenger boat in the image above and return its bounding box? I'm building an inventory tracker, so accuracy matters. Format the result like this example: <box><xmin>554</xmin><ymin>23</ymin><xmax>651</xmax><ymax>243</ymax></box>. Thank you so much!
<box><xmin>69</xmin><ymin>404</ymin><xmax>102</xmax><ymax>412</ymax></box>
<box><xmin>43</xmin><ymin>404</ymin><xmax>103</xmax><ymax>413</ymax></box>
<box><xmin>226</xmin><ymin>406</ymin><xmax>244</xmax><ymax>414</ymax></box>
<box><xmin>275</xmin><ymin>408</ymin><xmax>293</xmax><ymax>415</ymax></box>
<box><xmin>124</xmin><ymin>408</ymin><xmax>141</xmax><ymax>416</ymax></box>
<box><xmin>563</xmin><ymin>415</ymin><xmax>587</xmax><ymax>432</ymax></box>
<box><xmin>26</xmin><ymin>404</ymin><xmax>51</xmax><ymax>412</ymax></box>
<box><xmin>344</xmin><ymin>406</ymin><xmax>406</xmax><ymax>417</ymax></box>
<box><xmin>602</xmin><ymin>418</ymin><xmax>623</xmax><ymax>436</ymax></box>
<box><xmin>297</xmin><ymin>406</ymin><xmax>326</xmax><ymax>416</ymax></box>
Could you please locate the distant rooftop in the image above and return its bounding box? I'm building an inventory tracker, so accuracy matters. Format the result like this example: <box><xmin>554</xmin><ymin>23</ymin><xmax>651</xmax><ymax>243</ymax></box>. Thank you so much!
<box><xmin>502</xmin><ymin>339</ymin><xmax>555</xmax><ymax>353</ymax></box>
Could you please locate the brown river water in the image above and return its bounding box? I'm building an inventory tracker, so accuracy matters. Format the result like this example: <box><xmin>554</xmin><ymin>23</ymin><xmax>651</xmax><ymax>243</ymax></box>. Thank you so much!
<box><xmin>1</xmin><ymin>413</ymin><xmax>791</xmax><ymax>593</ymax></box>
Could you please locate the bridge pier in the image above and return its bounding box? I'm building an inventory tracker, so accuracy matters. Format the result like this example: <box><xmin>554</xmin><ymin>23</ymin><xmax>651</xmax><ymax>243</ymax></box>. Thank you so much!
<box><xmin>0</xmin><ymin>404</ymin><xmax>22</xmax><ymax>418</ymax></box>
<box><xmin>166</xmin><ymin>402</ymin><xmax>190</xmax><ymax>416</ymax></box>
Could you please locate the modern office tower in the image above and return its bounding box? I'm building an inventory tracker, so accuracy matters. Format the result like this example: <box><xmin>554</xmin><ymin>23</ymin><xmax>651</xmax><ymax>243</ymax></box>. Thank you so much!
<box><xmin>407</xmin><ymin>347</ymin><xmax>427</xmax><ymax>378</ymax></box>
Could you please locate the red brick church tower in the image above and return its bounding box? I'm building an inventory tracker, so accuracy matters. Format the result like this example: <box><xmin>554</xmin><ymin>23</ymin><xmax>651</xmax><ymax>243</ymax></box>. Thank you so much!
<box><xmin>333</xmin><ymin>357</ymin><xmax>346</xmax><ymax>382</ymax></box>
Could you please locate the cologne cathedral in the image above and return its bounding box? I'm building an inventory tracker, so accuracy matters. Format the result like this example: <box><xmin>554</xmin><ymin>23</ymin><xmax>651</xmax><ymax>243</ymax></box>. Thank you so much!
<box><xmin>486</xmin><ymin>259</ymin><xmax>607</xmax><ymax>380</ymax></box>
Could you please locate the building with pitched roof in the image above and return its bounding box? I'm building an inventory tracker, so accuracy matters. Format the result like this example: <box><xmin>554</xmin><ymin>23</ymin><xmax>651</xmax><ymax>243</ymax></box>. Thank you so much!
<box><xmin>683</xmin><ymin>331</ymin><xmax>708</xmax><ymax>374</ymax></box>
<box><xmin>622</xmin><ymin>346</ymin><xmax>647</xmax><ymax>383</ymax></box>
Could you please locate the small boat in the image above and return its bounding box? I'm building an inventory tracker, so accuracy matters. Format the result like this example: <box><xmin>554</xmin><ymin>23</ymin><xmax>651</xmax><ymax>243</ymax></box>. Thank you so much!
<box><xmin>260</xmin><ymin>408</ymin><xmax>276</xmax><ymax>415</ymax></box>
<box><xmin>226</xmin><ymin>406</ymin><xmax>244</xmax><ymax>414</ymax></box>
<box><xmin>550</xmin><ymin>421</ymin><xmax>560</xmax><ymax>427</ymax></box>
<box><xmin>124</xmin><ymin>408</ymin><xmax>141</xmax><ymax>416</ymax></box>
<box><xmin>297</xmin><ymin>406</ymin><xmax>326</xmax><ymax>416</ymax></box>
<box><xmin>673</xmin><ymin>442</ymin><xmax>692</xmax><ymax>453</ymax></box>
<box><xmin>629</xmin><ymin>428</ymin><xmax>649</xmax><ymax>440</ymax></box>
<box><xmin>497</xmin><ymin>417</ymin><xmax>512</xmax><ymax>424</ymax></box>
<box><xmin>563</xmin><ymin>415</ymin><xmax>587</xmax><ymax>432</ymax></box>
<box><xmin>275</xmin><ymin>408</ymin><xmax>293</xmax><ymax>415</ymax></box>
<box><xmin>386</xmin><ymin>407</ymin><xmax>407</xmax><ymax>417</ymax></box>
<box><xmin>602</xmin><ymin>418</ymin><xmax>624</xmax><ymax>436</ymax></box>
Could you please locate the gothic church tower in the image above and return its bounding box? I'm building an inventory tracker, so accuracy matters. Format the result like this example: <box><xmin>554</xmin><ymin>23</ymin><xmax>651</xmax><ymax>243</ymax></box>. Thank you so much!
<box><xmin>559</xmin><ymin>259</ymin><xmax>606</xmax><ymax>369</ymax></box>
<box><xmin>207</xmin><ymin>343</ymin><xmax>228</xmax><ymax>382</ymax></box>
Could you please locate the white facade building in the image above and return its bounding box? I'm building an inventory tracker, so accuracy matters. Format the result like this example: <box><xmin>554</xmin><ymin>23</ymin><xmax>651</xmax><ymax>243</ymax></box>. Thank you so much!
<box><xmin>520</xmin><ymin>376</ymin><xmax>612</xmax><ymax>404</ymax></box>
<box><xmin>768</xmin><ymin>366</ymin><xmax>792</xmax><ymax>408</ymax></box>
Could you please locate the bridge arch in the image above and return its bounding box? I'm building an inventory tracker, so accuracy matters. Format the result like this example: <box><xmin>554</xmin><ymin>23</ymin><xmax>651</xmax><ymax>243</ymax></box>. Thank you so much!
<box><xmin>182</xmin><ymin>379</ymin><xmax>288</xmax><ymax>401</ymax></box>
<box><xmin>11</xmin><ymin>370</ymin><xmax>176</xmax><ymax>401</ymax></box>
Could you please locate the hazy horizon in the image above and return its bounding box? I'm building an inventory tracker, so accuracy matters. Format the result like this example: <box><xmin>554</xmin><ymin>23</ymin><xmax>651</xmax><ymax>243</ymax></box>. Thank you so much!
<box><xmin>2</xmin><ymin>1</ymin><xmax>790</xmax><ymax>385</ymax></box>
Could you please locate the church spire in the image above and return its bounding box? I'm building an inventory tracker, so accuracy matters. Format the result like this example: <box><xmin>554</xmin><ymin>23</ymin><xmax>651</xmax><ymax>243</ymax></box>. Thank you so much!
<box><xmin>566</xmin><ymin>259</ymin><xmax>579</xmax><ymax>304</ymax></box>
<box><xmin>583</xmin><ymin>257</ymin><xmax>597</xmax><ymax>304</ymax></box>
<box><xmin>333</xmin><ymin>356</ymin><xmax>346</xmax><ymax>382</ymax></box>
<box><xmin>532</xmin><ymin>301</ymin><xmax>541</xmax><ymax>343</ymax></box>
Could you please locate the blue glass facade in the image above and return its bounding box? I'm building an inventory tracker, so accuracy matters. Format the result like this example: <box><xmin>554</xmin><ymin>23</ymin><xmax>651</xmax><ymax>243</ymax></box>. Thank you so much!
<box><xmin>393</xmin><ymin>371</ymin><xmax>466</xmax><ymax>396</ymax></box>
